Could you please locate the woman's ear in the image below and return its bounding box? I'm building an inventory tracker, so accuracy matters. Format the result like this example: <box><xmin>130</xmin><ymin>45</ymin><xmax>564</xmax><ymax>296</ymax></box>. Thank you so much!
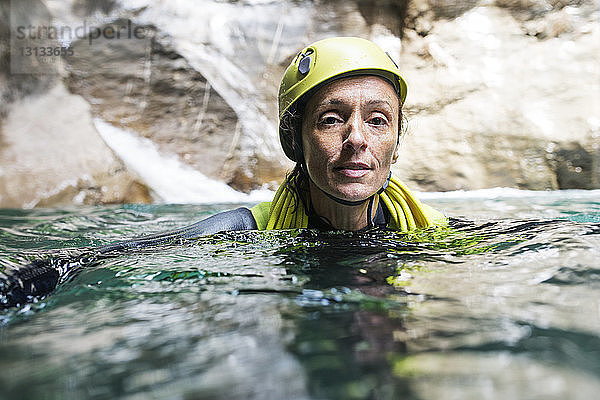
<box><xmin>391</xmin><ymin>140</ymin><xmax>399</xmax><ymax>164</ymax></box>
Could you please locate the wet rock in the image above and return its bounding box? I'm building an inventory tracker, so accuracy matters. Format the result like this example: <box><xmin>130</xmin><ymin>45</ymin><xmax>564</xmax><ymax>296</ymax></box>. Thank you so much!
<box><xmin>393</xmin><ymin>3</ymin><xmax>599</xmax><ymax>190</ymax></box>
<box><xmin>548</xmin><ymin>141</ymin><xmax>600</xmax><ymax>189</ymax></box>
<box><xmin>70</xmin><ymin>0</ymin><xmax>118</xmax><ymax>16</ymax></box>
<box><xmin>355</xmin><ymin>0</ymin><xmax>409</xmax><ymax>38</ymax></box>
<box><xmin>0</xmin><ymin>0</ymin><xmax>151</xmax><ymax>208</ymax></box>
<box><xmin>66</xmin><ymin>24</ymin><xmax>235</xmax><ymax>181</ymax></box>
<box><xmin>64</xmin><ymin>18</ymin><xmax>289</xmax><ymax>193</ymax></box>
<box><xmin>0</xmin><ymin>0</ymin><xmax>58</xmax><ymax>119</ymax></box>
<box><xmin>1</xmin><ymin>0</ymin><xmax>598</xmax><ymax>207</ymax></box>
<box><xmin>0</xmin><ymin>83</ymin><xmax>151</xmax><ymax>208</ymax></box>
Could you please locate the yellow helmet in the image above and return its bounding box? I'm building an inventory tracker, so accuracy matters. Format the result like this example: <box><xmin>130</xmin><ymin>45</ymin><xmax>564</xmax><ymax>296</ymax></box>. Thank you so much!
<box><xmin>278</xmin><ymin>36</ymin><xmax>408</xmax><ymax>161</ymax></box>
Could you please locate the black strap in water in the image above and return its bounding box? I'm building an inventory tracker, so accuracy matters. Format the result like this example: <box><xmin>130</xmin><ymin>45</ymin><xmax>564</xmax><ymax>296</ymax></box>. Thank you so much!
<box><xmin>366</xmin><ymin>196</ymin><xmax>375</xmax><ymax>228</ymax></box>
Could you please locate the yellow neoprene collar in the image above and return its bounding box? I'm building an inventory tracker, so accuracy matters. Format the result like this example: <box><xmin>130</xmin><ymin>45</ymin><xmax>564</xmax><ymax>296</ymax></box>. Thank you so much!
<box><xmin>251</xmin><ymin>174</ymin><xmax>447</xmax><ymax>231</ymax></box>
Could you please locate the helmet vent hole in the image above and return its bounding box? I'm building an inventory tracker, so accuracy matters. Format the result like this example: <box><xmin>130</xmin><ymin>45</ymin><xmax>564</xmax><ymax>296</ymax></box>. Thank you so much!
<box><xmin>298</xmin><ymin>55</ymin><xmax>311</xmax><ymax>75</ymax></box>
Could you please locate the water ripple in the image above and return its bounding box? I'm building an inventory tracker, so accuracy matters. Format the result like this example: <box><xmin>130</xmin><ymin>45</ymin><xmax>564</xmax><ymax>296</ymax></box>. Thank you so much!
<box><xmin>0</xmin><ymin>199</ymin><xmax>599</xmax><ymax>399</ymax></box>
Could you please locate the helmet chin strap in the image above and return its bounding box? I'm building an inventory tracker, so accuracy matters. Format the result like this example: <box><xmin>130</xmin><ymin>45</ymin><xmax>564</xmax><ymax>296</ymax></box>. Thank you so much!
<box><xmin>321</xmin><ymin>189</ymin><xmax>370</xmax><ymax>206</ymax></box>
<box><xmin>309</xmin><ymin>170</ymin><xmax>392</xmax><ymax>207</ymax></box>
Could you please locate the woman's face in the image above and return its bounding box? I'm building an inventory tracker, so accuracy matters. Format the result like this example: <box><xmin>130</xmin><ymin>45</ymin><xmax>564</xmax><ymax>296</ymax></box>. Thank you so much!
<box><xmin>301</xmin><ymin>75</ymin><xmax>400</xmax><ymax>202</ymax></box>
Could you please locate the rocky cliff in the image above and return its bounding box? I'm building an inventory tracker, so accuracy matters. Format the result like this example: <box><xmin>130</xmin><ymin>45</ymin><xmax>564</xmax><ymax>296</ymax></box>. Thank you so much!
<box><xmin>1</xmin><ymin>0</ymin><xmax>598</xmax><ymax>208</ymax></box>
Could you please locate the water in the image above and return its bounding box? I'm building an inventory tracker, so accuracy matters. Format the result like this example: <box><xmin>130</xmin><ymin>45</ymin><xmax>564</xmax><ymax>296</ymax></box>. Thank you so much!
<box><xmin>0</xmin><ymin>190</ymin><xmax>599</xmax><ymax>399</ymax></box>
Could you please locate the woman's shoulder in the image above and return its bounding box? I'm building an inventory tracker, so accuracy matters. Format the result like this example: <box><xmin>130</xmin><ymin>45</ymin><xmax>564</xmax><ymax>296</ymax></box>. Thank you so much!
<box><xmin>250</xmin><ymin>202</ymin><xmax>271</xmax><ymax>230</ymax></box>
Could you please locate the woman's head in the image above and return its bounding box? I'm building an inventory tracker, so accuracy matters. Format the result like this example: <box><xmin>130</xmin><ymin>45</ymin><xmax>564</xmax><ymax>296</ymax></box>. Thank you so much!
<box><xmin>279</xmin><ymin>37</ymin><xmax>407</xmax><ymax>204</ymax></box>
<box><xmin>301</xmin><ymin>75</ymin><xmax>400</xmax><ymax>202</ymax></box>
<box><xmin>279</xmin><ymin>36</ymin><xmax>407</xmax><ymax>162</ymax></box>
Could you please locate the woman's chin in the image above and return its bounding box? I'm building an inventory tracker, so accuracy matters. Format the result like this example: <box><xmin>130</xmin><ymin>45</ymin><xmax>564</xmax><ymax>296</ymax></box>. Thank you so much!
<box><xmin>331</xmin><ymin>184</ymin><xmax>377</xmax><ymax>203</ymax></box>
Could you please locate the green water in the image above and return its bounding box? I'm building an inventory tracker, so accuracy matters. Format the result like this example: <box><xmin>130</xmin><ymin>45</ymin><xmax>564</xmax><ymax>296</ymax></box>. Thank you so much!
<box><xmin>1</xmin><ymin>191</ymin><xmax>599</xmax><ymax>399</ymax></box>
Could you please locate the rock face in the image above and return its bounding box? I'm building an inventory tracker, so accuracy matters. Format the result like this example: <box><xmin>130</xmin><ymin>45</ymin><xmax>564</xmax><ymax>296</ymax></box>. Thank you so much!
<box><xmin>0</xmin><ymin>83</ymin><xmax>152</xmax><ymax>207</ymax></box>
<box><xmin>1</xmin><ymin>0</ymin><xmax>598</xmax><ymax>208</ymax></box>
<box><xmin>395</xmin><ymin>0</ymin><xmax>600</xmax><ymax>190</ymax></box>
<box><xmin>64</xmin><ymin>21</ymin><xmax>285</xmax><ymax>192</ymax></box>
<box><xmin>0</xmin><ymin>0</ymin><xmax>151</xmax><ymax>208</ymax></box>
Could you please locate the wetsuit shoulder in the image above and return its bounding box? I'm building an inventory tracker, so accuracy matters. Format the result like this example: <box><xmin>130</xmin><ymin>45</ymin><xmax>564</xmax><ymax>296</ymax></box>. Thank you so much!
<box><xmin>187</xmin><ymin>207</ymin><xmax>258</xmax><ymax>234</ymax></box>
<box><xmin>250</xmin><ymin>202</ymin><xmax>271</xmax><ymax>230</ymax></box>
<box><xmin>418</xmin><ymin>203</ymin><xmax>448</xmax><ymax>227</ymax></box>
<box><xmin>98</xmin><ymin>207</ymin><xmax>257</xmax><ymax>253</ymax></box>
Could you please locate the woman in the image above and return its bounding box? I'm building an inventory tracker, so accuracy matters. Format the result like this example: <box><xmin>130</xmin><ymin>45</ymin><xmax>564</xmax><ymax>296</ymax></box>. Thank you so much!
<box><xmin>80</xmin><ymin>37</ymin><xmax>448</xmax><ymax>253</ymax></box>
<box><xmin>251</xmin><ymin>36</ymin><xmax>446</xmax><ymax>232</ymax></box>
<box><xmin>119</xmin><ymin>36</ymin><xmax>446</xmax><ymax>240</ymax></box>
<box><xmin>98</xmin><ymin>37</ymin><xmax>446</xmax><ymax>247</ymax></box>
<box><xmin>2</xmin><ymin>37</ymin><xmax>446</xmax><ymax>308</ymax></box>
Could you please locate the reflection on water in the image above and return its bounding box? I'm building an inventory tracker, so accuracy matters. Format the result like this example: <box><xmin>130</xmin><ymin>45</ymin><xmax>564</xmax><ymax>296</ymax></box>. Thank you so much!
<box><xmin>0</xmin><ymin>191</ymin><xmax>599</xmax><ymax>399</ymax></box>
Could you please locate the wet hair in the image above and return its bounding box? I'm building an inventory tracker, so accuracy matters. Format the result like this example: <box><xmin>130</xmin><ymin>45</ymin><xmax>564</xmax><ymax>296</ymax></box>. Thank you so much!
<box><xmin>280</xmin><ymin>101</ymin><xmax>312</xmax><ymax>214</ymax></box>
<box><xmin>280</xmin><ymin>93</ymin><xmax>406</xmax><ymax>214</ymax></box>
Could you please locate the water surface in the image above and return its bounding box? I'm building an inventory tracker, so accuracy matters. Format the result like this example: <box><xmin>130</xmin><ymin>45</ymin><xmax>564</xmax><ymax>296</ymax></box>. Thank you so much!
<box><xmin>1</xmin><ymin>190</ymin><xmax>599</xmax><ymax>399</ymax></box>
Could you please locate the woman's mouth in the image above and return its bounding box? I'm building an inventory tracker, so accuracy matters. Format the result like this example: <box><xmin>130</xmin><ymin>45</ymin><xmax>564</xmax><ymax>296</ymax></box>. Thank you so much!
<box><xmin>334</xmin><ymin>162</ymin><xmax>371</xmax><ymax>178</ymax></box>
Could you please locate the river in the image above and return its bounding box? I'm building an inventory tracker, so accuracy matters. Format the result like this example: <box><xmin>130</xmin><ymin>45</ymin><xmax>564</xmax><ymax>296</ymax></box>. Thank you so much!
<box><xmin>1</xmin><ymin>189</ymin><xmax>599</xmax><ymax>399</ymax></box>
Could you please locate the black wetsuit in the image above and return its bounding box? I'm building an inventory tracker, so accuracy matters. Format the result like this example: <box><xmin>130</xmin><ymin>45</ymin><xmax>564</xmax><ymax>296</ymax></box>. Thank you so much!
<box><xmin>97</xmin><ymin>207</ymin><xmax>257</xmax><ymax>254</ymax></box>
<box><xmin>308</xmin><ymin>202</ymin><xmax>389</xmax><ymax>231</ymax></box>
<box><xmin>1</xmin><ymin>207</ymin><xmax>256</xmax><ymax>309</ymax></box>
<box><xmin>1</xmin><ymin>204</ymin><xmax>390</xmax><ymax>308</ymax></box>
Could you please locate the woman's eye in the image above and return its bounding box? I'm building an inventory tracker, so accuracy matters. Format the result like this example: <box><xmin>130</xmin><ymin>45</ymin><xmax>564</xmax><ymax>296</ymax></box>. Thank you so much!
<box><xmin>369</xmin><ymin>116</ymin><xmax>387</xmax><ymax>126</ymax></box>
<box><xmin>320</xmin><ymin>116</ymin><xmax>340</xmax><ymax>125</ymax></box>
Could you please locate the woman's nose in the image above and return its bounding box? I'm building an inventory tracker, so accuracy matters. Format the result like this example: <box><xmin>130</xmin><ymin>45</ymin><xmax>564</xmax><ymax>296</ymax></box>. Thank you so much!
<box><xmin>342</xmin><ymin>113</ymin><xmax>367</xmax><ymax>152</ymax></box>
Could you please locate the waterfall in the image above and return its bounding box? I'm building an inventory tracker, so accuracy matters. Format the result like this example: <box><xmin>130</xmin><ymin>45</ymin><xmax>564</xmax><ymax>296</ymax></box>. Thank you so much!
<box><xmin>94</xmin><ymin>119</ymin><xmax>272</xmax><ymax>204</ymax></box>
